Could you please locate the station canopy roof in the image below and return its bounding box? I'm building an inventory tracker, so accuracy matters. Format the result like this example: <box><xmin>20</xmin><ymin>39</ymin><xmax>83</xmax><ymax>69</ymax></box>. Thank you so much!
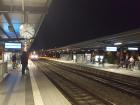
<box><xmin>48</xmin><ymin>28</ymin><xmax>140</xmax><ymax>52</ymax></box>
<box><xmin>0</xmin><ymin>0</ymin><xmax>50</xmax><ymax>43</ymax></box>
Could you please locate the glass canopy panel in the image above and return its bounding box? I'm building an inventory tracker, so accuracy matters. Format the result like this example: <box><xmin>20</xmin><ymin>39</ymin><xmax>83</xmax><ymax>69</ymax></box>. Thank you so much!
<box><xmin>8</xmin><ymin>13</ymin><xmax>23</xmax><ymax>24</ymax></box>
<box><xmin>13</xmin><ymin>23</ymin><xmax>20</xmax><ymax>35</ymax></box>
<box><xmin>2</xmin><ymin>0</ymin><xmax>21</xmax><ymax>6</ymax></box>
<box><xmin>2</xmin><ymin>23</ymin><xmax>16</xmax><ymax>37</ymax></box>
<box><xmin>24</xmin><ymin>0</ymin><xmax>47</xmax><ymax>7</ymax></box>
<box><xmin>28</xmin><ymin>14</ymin><xmax>41</xmax><ymax>24</ymax></box>
<box><xmin>0</xmin><ymin>15</ymin><xmax>7</xmax><ymax>23</ymax></box>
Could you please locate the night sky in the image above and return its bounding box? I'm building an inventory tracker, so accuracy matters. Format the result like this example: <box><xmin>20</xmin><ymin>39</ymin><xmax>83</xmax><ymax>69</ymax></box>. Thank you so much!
<box><xmin>31</xmin><ymin>0</ymin><xmax>140</xmax><ymax>50</ymax></box>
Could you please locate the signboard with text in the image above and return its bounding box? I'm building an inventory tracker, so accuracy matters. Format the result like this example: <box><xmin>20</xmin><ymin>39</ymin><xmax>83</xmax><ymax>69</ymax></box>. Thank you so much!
<box><xmin>4</xmin><ymin>42</ymin><xmax>22</xmax><ymax>52</ymax></box>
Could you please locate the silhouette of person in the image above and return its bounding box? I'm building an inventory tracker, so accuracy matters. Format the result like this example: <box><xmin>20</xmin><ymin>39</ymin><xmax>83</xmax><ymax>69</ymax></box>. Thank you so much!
<box><xmin>12</xmin><ymin>54</ymin><xmax>16</xmax><ymax>69</ymax></box>
<box><xmin>21</xmin><ymin>51</ymin><xmax>28</xmax><ymax>75</ymax></box>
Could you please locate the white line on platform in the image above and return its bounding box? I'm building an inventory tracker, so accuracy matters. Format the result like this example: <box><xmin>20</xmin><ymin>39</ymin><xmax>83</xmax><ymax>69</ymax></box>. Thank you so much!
<box><xmin>29</xmin><ymin>64</ymin><xmax>44</xmax><ymax>105</ymax></box>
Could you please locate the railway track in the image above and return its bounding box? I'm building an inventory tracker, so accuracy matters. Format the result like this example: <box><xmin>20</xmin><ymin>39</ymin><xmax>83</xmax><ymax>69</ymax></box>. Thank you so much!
<box><xmin>40</xmin><ymin>60</ymin><xmax>140</xmax><ymax>98</ymax></box>
<box><xmin>35</xmin><ymin>61</ymin><xmax>115</xmax><ymax>105</ymax></box>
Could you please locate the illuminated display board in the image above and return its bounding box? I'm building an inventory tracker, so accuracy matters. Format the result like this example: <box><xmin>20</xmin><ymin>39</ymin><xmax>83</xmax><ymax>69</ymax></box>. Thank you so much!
<box><xmin>106</xmin><ymin>47</ymin><xmax>117</xmax><ymax>51</ymax></box>
<box><xmin>128</xmin><ymin>47</ymin><xmax>138</xmax><ymax>51</ymax></box>
<box><xmin>4</xmin><ymin>43</ymin><xmax>22</xmax><ymax>52</ymax></box>
<box><xmin>5</xmin><ymin>43</ymin><xmax>21</xmax><ymax>49</ymax></box>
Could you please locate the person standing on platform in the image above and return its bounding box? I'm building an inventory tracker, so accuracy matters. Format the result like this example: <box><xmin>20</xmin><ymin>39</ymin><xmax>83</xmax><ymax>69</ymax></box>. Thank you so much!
<box><xmin>21</xmin><ymin>51</ymin><xmax>29</xmax><ymax>75</ymax></box>
<box><xmin>12</xmin><ymin>54</ymin><xmax>17</xmax><ymax>69</ymax></box>
<box><xmin>128</xmin><ymin>56</ymin><xmax>135</xmax><ymax>70</ymax></box>
<box><xmin>119</xmin><ymin>55</ymin><xmax>124</xmax><ymax>68</ymax></box>
<box><xmin>125</xmin><ymin>54</ymin><xmax>129</xmax><ymax>69</ymax></box>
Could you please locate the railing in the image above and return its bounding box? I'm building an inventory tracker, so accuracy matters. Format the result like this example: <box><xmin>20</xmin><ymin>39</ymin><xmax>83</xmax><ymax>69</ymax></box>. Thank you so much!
<box><xmin>0</xmin><ymin>62</ymin><xmax>8</xmax><ymax>81</ymax></box>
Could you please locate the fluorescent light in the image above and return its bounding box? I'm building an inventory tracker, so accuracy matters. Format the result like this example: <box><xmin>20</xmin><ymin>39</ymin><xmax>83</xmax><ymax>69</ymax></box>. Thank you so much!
<box><xmin>114</xmin><ymin>42</ymin><xmax>122</xmax><ymax>45</ymax></box>
<box><xmin>128</xmin><ymin>47</ymin><xmax>138</xmax><ymax>51</ymax></box>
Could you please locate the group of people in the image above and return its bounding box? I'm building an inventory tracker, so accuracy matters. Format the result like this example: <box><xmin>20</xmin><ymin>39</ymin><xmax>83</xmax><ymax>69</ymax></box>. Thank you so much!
<box><xmin>118</xmin><ymin>54</ymin><xmax>140</xmax><ymax>70</ymax></box>
<box><xmin>12</xmin><ymin>51</ymin><xmax>29</xmax><ymax>75</ymax></box>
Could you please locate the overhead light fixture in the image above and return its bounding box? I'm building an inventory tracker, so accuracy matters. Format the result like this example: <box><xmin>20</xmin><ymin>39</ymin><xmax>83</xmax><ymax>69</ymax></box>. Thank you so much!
<box><xmin>114</xmin><ymin>42</ymin><xmax>122</xmax><ymax>46</ymax></box>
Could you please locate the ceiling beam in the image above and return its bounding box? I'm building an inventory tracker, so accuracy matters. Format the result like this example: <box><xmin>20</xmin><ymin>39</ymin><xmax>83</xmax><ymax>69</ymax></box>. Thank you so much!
<box><xmin>0</xmin><ymin>37</ymin><xmax>35</xmax><ymax>42</ymax></box>
<box><xmin>0</xmin><ymin>6</ymin><xmax>47</xmax><ymax>14</ymax></box>
<box><xmin>0</xmin><ymin>26</ymin><xmax>11</xmax><ymax>38</ymax></box>
<box><xmin>0</xmin><ymin>38</ymin><xmax>25</xmax><ymax>42</ymax></box>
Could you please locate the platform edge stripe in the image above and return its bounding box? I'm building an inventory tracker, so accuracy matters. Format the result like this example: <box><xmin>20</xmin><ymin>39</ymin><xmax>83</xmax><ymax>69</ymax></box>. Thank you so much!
<box><xmin>29</xmin><ymin>66</ymin><xmax>45</xmax><ymax>105</ymax></box>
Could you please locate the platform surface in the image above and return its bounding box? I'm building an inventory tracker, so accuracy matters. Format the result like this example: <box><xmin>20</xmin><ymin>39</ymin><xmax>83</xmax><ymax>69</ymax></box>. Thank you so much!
<box><xmin>0</xmin><ymin>60</ymin><xmax>71</xmax><ymax>105</ymax></box>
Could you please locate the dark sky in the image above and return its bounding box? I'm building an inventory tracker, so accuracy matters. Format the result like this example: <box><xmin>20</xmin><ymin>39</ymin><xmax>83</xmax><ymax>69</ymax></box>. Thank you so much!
<box><xmin>31</xmin><ymin>0</ymin><xmax>140</xmax><ymax>50</ymax></box>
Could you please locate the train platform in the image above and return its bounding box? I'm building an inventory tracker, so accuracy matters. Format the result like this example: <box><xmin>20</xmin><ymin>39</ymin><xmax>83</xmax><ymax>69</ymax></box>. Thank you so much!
<box><xmin>86</xmin><ymin>63</ymin><xmax>140</xmax><ymax>77</ymax></box>
<box><xmin>50</xmin><ymin>58</ymin><xmax>140</xmax><ymax>78</ymax></box>
<box><xmin>47</xmin><ymin>58</ymin><xmax>140</xmax><ymax>86</ymax></box>
<box><xmin>0</xmin><ymin>60</ymin><xmax>71</xmax><ymax>105</ymax></box>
